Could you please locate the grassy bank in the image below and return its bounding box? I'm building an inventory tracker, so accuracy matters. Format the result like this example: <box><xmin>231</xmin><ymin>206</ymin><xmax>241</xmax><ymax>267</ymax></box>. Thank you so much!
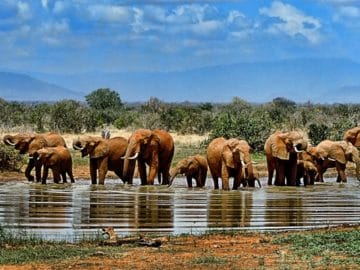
<box><xmin>1</xmin><ymin>225</ymin><xmax>359</xmax><ymax>269</ymax></box>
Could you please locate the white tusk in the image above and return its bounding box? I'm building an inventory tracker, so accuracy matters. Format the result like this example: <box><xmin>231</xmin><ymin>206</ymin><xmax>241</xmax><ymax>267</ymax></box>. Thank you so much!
<box><xmin>128</xmin><ymin>152</ymin><xmax>139</xmax><ymax>160</ymax></box>
<box><xmin>122</xmin><ymin>152</ymin><xmax>139</xmax><ymax>160</ymax></box>
<box><xmin>241</xmin><ymin>160</ymin><xmax>247</xmax><ymax>167</ymax></box>
<box><xmin>73</xmin><ymin>144</ymin><xmax>85</xmax><ymax>151</ymax></box>
<box><xmin>328</xmin><ymin>157</ymin><xmax>336</xmax><ymax>162</ymax></box>
<box><xmin>251</xmin><ymin>161</ymin><xmax>258</xmax><ymax>164</ymax></box>
<box><xmin>294</xmin><ymin>146</ymin><xmax>303</xmax><ymax>153</ymax></box>
<box><xmin>5</xmin><ymin>139</ymin><xmax>16</xmax><ymax>146</ymax></box>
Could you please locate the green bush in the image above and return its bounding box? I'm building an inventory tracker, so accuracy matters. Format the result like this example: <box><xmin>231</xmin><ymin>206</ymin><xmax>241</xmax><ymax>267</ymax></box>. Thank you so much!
<box><xmin>0</xmin><ymin>144</ymin><xmax>25</xmax><ymax>172</ymax></box>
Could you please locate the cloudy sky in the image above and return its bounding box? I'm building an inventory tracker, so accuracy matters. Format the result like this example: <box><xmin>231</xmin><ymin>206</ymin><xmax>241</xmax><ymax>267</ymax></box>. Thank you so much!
<box><xmin>0</xmin><ymin>0</ymin><xmax>359</xmax><ymax>74</ymax></box>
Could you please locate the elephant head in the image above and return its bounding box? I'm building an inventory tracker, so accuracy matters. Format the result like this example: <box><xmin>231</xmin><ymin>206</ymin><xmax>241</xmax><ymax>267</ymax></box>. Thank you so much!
<box><xmin>344</xmin><ymin>127</ymin><xmax>360</xmax><ymax>147</ymax></box>
<box><xmin>36</xmin><ymin>147</ymin><xmax>56</xmax><ymax>165</ymax></box>
<box><xmin>72</xmin><ymin>136</ymin><xmax>109</xmax><ymax>159</ymax></box>
<box><xmin>169</xmin><ymin>156</ymin><xmax>198</xmax><ymax>186</ymax></box>
<box><xmin>222</xmin><ymin>139</ymin><xmax>256</xmax><ymax>185</ymax></box>
<box><xmin>122</xmin><ymin>129</ymin><xmax>157</xmax><ymax>175</ymax></box>
<box><xmin>3</xmin><ymin>133</ymin><xmax>47</xmax><ymax>156</ymax></box>
<box><xmin>270</xmin><ymin>130</ymin><xmax>308</xmax><ymax>160</ymax></box>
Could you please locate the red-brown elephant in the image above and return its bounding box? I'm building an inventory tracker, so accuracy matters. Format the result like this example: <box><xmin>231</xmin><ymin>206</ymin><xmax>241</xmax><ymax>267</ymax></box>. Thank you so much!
<box><xmin>122</xmin><ymin>129</ymin><xmax>174</xmax><ymax>185</ymax></box>
<box><xmin>73</xmin><ymin>135</ymin><xmax>135</xmax><ymax>185</ymax></box>
<box><xmin>3</xmin><ymin>132</ymin><xmax>66</xmax><ymax>182</ymax></box>
<box><xmin>36</xmin><ymin>146</ymin><xmax>75</xmax><ymax>184</ymax></box>
<box><xmin>207</xmin><ymin>137</ymin><xmax>256</xmax><ymax>190</ymax></box>
<box><xmin>169</xmin><ymin>155</ymin><xmax>208</xmax><ymax>188</ymax></box>
<box><xmin>308</xmin><ymin>140</ymin><xmax>360</xmax><ymax>183</ymax></box>
<box><xmin>264</xmin><ymin>130</ymin><xmax>309</xmax><ymax>186</ymax></box>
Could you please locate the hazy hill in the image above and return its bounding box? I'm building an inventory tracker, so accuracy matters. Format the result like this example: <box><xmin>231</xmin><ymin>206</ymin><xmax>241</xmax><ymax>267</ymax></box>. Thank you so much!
<box><xmin>3</xmin><ymin>58</ymin><xmax>360</xmax><ymax>103</ymax></box>
<box><xmin>0</xmin><ymin>72</ymin><xmax>84</xmax><ymax>102</ymax></box>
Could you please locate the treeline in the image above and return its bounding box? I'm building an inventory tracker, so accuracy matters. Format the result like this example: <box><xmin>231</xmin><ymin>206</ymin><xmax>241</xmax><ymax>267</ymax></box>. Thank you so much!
<box><xmin>1</xmin><ymin>88</ymin><xmax>359</xmax><ymax>151</ymax></box>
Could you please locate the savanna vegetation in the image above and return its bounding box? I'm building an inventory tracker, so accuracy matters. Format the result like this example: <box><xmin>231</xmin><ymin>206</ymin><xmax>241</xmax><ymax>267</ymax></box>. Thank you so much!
<box><xmin>1</xmin><ymin>88</ymin><xmax>359</xmax><ymax>145</ymax></box>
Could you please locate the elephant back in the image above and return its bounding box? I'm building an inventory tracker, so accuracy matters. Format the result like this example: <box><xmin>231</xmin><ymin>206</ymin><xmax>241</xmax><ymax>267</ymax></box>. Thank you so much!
<box><xmin>44</xmin><ymin>133</ymin><xmax>66</xmax><ymax>147</ymax></box>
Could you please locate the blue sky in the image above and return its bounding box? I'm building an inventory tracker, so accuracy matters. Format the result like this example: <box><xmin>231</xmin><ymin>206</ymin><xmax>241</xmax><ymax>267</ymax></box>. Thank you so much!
<box><xmin>1</xmin><ymin>0</ymin><xmax>360</xmax><ymax>75</ymax></box>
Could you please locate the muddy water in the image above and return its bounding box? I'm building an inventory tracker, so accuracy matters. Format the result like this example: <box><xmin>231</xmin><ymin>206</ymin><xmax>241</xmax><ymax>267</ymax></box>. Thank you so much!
<box><xmin>0</xmin><ymin>178</ymin><xmax>359</xmax><ymax>241</ymax></box>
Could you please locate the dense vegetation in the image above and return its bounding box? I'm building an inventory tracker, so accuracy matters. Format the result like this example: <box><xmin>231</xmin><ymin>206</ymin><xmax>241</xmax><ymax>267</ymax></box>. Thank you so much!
<box><xmin>1</xmin><ymin>88</ymin><xmax>359</xmax><ymax>152</ymax></box>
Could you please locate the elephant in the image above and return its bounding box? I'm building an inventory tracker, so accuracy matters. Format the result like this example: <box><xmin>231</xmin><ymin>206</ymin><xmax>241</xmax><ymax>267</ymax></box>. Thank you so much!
<box><xmin>296</xmin><ymin>159</ymin><xmax>317</xmax><ymax>186</ymax></box>
<box><xmin>3</xmin><ymin>132</ymin><xmax>66</xmax><ymax>181</ymax></box>
<box><xmin>122</xmin><ymin>129</ymin><xmax>174</xmax><ymax>185</ymax></box>
<box><xmin>36</xmin><ymin>146</ymin><xmax>74</xmax><ymax>184</ymax></box>
<box><xmin>264</xmin><ymin>130</ymin><xmax>309</xmax><ymax>186</ymax></box>
<box><xmin>344</xmin><ymin>126</ymin><xmax>360</xmax><ymax>147</ymax></box>
<box><xmin>169</xmin><ymin>155</ymin><xmax>208</xmax><ymax>188</ymax></box>
<box><xmin>72</xmin><ymin>135</ymin><xmax>135</xmax><ymax>185</ymax></box>
<box><xmin>207</xmin><ymin>137</ymin><xmax>256</xmax><ymax>190</ymax></box>
<box><xmin>308</xmin><ymin>140</ymin><xmax>360</xmax><ymax>183</ymax></box>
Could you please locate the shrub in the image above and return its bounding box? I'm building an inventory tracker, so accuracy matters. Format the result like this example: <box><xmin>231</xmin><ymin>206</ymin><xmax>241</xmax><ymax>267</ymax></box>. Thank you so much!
<box><xmin>0</xmin><ymin>144</ymin><xmax>25</xmax><ymax>172</ymax></box>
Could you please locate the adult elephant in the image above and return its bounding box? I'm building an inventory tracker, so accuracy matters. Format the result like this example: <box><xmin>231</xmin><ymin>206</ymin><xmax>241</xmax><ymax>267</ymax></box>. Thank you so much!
<box><xmin>36</xmin><ymin>146</ymin><xmax>75</xmax><ymax>184</ymax></box>
<box><xmin>264</xmin><ymin>130</ymin><xmax>308</xmax><ymax>186</ymax></box>
<box><xmin>122</xmin><ymin>129</ymin><xmax>174</xmax><ymax>185</ymax></box>
<box><xmin>169</xmin><ymin>155</ymin><xmax>208</xmax><ymax>188</ymax></box>
<box><xmin>308</xmin><ymin>140</ymin><xmax>360</xmax><ymax>183</ymax></box>
<box><xmin>3</xmin><ymin>132</ymin><xmax>66</xmax><ymax>181</ymax></box>
<box><xmin>344</xmin><ymin>126</ymin><xmax>360</xmax><ymax>147</ymax></box>
<box><xmin>73</xmin><ymin>136</ymin><xmax>135</xmax><ymax>185</ymax></box>
<box><xmin>207</xmin><ymin>137</ymin><xmax>256</xmax><ymax>190</ymax></box>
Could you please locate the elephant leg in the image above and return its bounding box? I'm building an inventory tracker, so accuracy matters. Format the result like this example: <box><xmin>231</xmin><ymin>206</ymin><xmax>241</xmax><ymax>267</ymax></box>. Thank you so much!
<box><xmin>90</xmin><ymin>159</ymin><xmax>98</xmax><ymax>185</ymax></box>
<box><xmin>160</xmin><ymin>162</ymin><xmax>171</xmax><ymax>185</ymax></box>
<box><xmin>68</xmin><ymin>169</ymin><xmax>75</xmax><ymax>183</ymax></box>
<box><xmin>200</xmin><ymin>168</ymin><xmax>207</xmax><ymax>187</ymax></box>
<box><xmin>53</xmin><ymin>169</ymin><xmax>61</xmax><ymax>184</ymax></box>
<box><xmin>25</xmin><ymin>159</ymin><xmax>35</xmax><ymax>181</ymax></box>
<box><xmin>42</xmin><ymin>166</ymin><xmax>49</xmax><ymax>185</ymax></box>
<box><xmin>138</xmin><ymin>161</ymin><xmax>147</xmax><ymax>185</ymax></box>
<box><xmin>233</xmin><ymin>169</ymin><xmax>243</xmax><ymax>190</ymax></box>
<box><xmin>35</xmin><ymin>161</ymin><xmax>42</xmax><ymax>182</ymax></box>
<box><xmin>186</xmin><ymin>175</ymin><xmax>193</xmax><ymax>188</ymax></box>
<box><xmin>147</xmin><ymin>163</ymin><xmax>157</xmax><ymax>185</ymax></box>
<box><xmin>61</xmin><ymin>171</ymin><xmax>67</xmax><ymax>183</ymax></box>
<box><xmin>267</xmin><ymin>159</ymin><xmax>274</xmax><ymax>185</ymax></box>
<box><xmin>274</xmin><ymin>159</ymin><xmax>285</xmax><ymax>186</ymax></box>
<box><xmin>286</xmin><ymin>154</ymin><xmax>298</xmax><ymax>186</ymax></box>
<box><xmin>336</xmin><ymin>163</ymin><xmax>347</xmax><ymax>183</ymax></box>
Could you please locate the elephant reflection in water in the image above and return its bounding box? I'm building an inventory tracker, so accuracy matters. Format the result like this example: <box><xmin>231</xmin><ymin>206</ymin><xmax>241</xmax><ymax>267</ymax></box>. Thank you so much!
<box><xmin>86</xmin><ymin>189</ymin><xmax>136</xmax><ymax>227</ymax></box>
<box><xmin>265</xmin><ymin>195</ymin><xmax>304</xmax><ymax>227</ymax></box>
<box><xmin>207</xmin><ymin>191</ymin><xmax>253</xmax><ymax>228</ymax></box>
<box><xmin>134</xmin><ymin>187</ymin><xmax>174</xmax><ymax>230</ymax></box>
<box><xmin>28</xmin><ymin>187</ymin><xmax>72</xmax><ymax>226</ymax></box>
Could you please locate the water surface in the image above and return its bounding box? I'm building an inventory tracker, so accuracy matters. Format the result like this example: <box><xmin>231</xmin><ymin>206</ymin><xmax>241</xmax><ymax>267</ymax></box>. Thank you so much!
<box><xmin>0</xmin><ymin>178</ymin><xmax>359</xmax><ymax>241</ymax></box>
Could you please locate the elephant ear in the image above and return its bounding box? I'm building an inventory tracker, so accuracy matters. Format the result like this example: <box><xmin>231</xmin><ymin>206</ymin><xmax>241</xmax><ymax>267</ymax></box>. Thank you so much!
<box><xmin>328</xmin><ymin>144</ymin><xmax>346</xmax><ymax>164</ymax></box>
<box><xmin>149</xmin><ymin>133</ymin><xmax>161</xmax><ymax>146</ymax></box>
<box><xmin>271</xmin><ymin>133</ymin><xmax>289</xmax><ymax>160</ymax></box>
<box><xmin>90</xmin><ymin>139</ymin><xmax>109</xmax><ymax>159</ymax></box>
<box><xmin>222</xmin><ymin>143</ymin><xmax>236</xmax><ymax>168</ymax></box>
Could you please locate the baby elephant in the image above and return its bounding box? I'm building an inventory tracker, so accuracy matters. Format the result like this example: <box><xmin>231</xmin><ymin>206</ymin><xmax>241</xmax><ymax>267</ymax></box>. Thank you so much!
<box><xmin>169</xmin><ymin>155</ymin><xmax>208</xmax><ymax>187</ymax></box>
<box><xmin>36</xmin><ymin>146</ymin><xmax>75</xmax><ymax>184</ymax></box>
<box><xmin>296</xmin><ymin>160</ymin><xmax>317</xmax><ymax>186</ymax></box>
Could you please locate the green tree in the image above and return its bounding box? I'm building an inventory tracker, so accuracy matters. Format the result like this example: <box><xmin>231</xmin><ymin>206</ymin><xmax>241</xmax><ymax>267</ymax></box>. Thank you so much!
<box><xmin>85</xmin><ymin>88</ymin><xmax>124</xmax><ymax>126</ymax></box>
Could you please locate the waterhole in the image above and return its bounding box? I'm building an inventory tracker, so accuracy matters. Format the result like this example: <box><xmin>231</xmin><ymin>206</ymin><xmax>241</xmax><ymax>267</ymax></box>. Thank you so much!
<box><xmin>0</xmin><ymin>178</ymin><xmax>359</xmax><ymax>241</ymax></box>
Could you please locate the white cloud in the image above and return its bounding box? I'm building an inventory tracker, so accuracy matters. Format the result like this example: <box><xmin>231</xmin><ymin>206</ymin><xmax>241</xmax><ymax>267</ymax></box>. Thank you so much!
<box><xmin>40</xmin><ymin>19</ymin><xmax>69</xmax><ymax>45</ymax></box>
<box><xmin>260</xmin><ymin>1</ymin><xmax>322</xmax><ymax>44</ymax></box>
<box><xmin>17</xmin><ymin>1</ymin><xmax>32</xmax><ymax>20</ymax></box>
<box><xmin>41</xmin><ymin>0</ymin><xmax>48</xmax><ymax>9</ymax></box>
<box><xmin>87</xmin><ymin>4</ymin><xmax>131</xmax><ymax>23</ymax></box>
<box><xmin>53</xmin><ymin>1</ymin><xmax>66</xmax><ymax>14</ymax></box>
<box><xmin>339</xmin><ymin>6</ymin><xmax>360</xmax><ymax>17</ymax></box>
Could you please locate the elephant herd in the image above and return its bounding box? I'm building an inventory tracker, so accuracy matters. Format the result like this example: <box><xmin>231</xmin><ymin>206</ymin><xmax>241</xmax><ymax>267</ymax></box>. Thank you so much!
<box><xmin>2</xmin><ymin>126</ymin><xmax>360</xmax><ymax>189</ymax></box>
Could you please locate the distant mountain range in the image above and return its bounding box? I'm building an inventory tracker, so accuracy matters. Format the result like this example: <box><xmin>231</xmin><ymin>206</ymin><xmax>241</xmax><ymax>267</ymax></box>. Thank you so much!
<box><xmin>0</xmin><ymin>72</ymin><xmax>84</xmax><ymax>102</ymax></box>
<box><xmin>1</xmin><ymin>58</ymin><xmax>360</xmax><ymax>103</ymax></box>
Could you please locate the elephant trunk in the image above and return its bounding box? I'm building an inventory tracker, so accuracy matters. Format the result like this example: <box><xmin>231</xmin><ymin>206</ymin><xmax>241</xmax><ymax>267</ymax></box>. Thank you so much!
<box><xmin>122</xmin><ymin>142</ymin><xmax>138</xmax><ymax>180</ymax></box>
